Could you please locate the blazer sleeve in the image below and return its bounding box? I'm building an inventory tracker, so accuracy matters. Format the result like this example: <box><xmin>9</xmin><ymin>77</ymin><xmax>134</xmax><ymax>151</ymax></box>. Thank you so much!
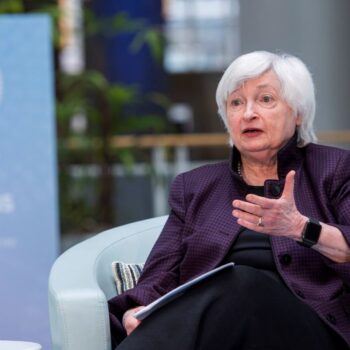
<box><xmin>108</xmin><ymin>174</ymin><xmax>186</xmax><ymax>344</ymax></box>
<box><xmin>323</xmin><ymin>151</ymin><xmax>350</xmax><ymax>286</ymax></box>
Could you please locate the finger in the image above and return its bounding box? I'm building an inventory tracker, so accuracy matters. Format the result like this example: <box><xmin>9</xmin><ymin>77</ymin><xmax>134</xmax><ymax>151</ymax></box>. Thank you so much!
<box><xmin>236</xmin><ymin>217</ymin><xmax>266</xmax><ymax>233</ymax></box>
<box><xmin>282</xmin><ymin>170</ymin><xmax>295</xmax><ymax>199</ymax></box>
<box><xmin>233</xmin><ymin>209</ymin><xmax>261</xmax><ymax>225</ymax></box>
<box><xmin>126</xmin><ymin>318</ymin><xmax>141</xmax><ymax>335</ymax></box>
<box><xmin>134</xmin><ymin>306</ymin><xmax>145</xmax><ymax>313</ymax></box>
<box><xmin>232</xmin><ymin>200</ymin><xmax>262</xmax><ymax>216</ymax></box>
<box><xmin>244</xmin><ymin>194</ymin><xmax>274</xmax><ymax>209</ymax></box>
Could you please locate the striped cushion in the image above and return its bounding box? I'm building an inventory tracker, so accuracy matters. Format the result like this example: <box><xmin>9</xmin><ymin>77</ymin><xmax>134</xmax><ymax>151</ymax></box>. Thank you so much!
<box><xmin>111</xmin><ymin>261</ymin><xmax>144</xmax><ymax>295</ymax></box>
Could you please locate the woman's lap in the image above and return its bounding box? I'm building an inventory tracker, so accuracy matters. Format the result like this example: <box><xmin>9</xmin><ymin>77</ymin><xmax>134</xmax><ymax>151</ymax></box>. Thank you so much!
<box><xmin>117</xmin><ymin>266</ymin><xmax>347</xmax><ymax>350</ymax></box>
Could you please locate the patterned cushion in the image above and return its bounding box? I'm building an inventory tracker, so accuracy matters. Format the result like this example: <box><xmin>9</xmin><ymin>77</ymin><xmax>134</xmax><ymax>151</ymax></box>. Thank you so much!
<box><xmin>111</xmin><ymin>261</ymin><xmax>144</xmax><ymax>295</ymax></box>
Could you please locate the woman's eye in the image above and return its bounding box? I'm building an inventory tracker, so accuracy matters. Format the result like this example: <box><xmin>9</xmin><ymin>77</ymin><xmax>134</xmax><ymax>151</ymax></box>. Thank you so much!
<box><xmin>260</xmin><ymin>95</ymin><xmax>273</xmax><ymax>103</ymax></box>
<box><xmin>231</xmin><ymin>98</ymin><xmax>243</xmax><ymax>107</ymax></box>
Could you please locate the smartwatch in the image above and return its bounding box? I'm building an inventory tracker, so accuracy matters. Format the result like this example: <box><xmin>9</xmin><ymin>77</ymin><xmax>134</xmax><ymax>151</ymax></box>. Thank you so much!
<box><xmin>299</xmin><ymin>217</ymin><xmax>322</xmax><ymax>248</ymax></box>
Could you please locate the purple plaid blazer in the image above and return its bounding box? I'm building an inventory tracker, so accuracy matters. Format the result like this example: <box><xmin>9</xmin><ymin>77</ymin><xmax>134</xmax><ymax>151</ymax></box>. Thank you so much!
<box><xmin>109</xmin><ymin>135</ymin><xmax>350</xmax><ymax>346</ymax></box>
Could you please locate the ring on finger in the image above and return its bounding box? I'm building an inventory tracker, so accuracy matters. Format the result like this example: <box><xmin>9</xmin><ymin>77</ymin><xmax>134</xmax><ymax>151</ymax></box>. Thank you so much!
<box><xmin>257</xmin><ymin>217</ymin><xmax>263</xmax><ymax>227</ymax></box>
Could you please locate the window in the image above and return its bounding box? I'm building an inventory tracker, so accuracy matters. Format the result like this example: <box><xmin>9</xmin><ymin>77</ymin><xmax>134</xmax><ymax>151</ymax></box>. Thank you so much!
<box><xmin>163</xmin><ymin>0</ymin><xmax>240</xmax><ymax>73</ymax></box>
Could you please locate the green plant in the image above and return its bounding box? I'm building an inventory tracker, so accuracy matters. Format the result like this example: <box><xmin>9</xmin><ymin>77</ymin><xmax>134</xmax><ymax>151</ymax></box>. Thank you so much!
<box><xmin>56</xmin><ymin>11</ymin><xmax>170</xmax><ymax>232</ymax></box>
<box><xmin>57</xmin><ymin>69</ymin><xmax>169</xmax><ymax>231</ymax></box>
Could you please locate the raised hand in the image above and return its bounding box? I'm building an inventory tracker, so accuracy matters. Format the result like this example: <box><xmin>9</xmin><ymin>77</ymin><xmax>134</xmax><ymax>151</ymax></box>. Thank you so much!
<box><xmin>232</xmin><ymin>170</ymin><xmax>307</xmax><ymax>239</ymax></box>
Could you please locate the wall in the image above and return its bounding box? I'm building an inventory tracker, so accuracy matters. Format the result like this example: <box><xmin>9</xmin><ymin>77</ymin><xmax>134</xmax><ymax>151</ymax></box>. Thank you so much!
<box><xmin>240</xmin><ymin>0</ymin><xmax>350</xmax><ymax>135</ymax></box>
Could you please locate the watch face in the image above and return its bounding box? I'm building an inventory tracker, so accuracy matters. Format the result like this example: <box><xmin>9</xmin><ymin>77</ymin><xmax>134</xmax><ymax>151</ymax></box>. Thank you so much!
<box><xmin>304</xmin><ymin>219</ymin><xmax>321</xmax><ymax>243</ymax></box>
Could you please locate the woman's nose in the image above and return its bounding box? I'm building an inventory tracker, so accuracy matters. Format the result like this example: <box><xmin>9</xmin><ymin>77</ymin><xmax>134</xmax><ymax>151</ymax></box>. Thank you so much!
<box><xmin>243</xmin><ymin>101</ymin><xmax>258</xmax><ymax>120</ymax></box>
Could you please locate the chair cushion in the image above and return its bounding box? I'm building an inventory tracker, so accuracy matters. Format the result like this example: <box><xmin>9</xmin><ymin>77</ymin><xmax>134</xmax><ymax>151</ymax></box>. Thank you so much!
<box><xmin>111</xmin><ymin>261</ymin><xmax>144</xmax><ymax>295</ymax></box>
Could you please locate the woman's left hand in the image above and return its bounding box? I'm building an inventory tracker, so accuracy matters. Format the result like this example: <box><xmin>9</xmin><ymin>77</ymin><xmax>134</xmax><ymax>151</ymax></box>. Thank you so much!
<box><xmin>232</xmin><ymin>170</ymin><xmax>307</xmax><ymax>239</ymax></box>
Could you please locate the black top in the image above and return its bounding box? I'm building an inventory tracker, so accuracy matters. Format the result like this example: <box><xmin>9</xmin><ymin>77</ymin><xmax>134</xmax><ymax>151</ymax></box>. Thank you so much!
<box><xmin>222</xmin><ymin>186</ymin><xmax>283</xmax><ymax>283</ymax></box>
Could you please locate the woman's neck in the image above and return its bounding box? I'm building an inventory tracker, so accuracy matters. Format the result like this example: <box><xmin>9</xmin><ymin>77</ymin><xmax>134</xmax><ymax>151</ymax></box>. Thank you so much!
<box><xmin>240</xmin><ymin>156</ymin><xmax>278</xmax><ymax>186</ymax></box>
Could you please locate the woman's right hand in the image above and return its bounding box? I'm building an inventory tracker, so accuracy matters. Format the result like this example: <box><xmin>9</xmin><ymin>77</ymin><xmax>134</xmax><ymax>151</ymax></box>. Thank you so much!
<box><xmin>122</xmin><ymin>306</ymin><xmax>145</xmax><ymax>335</ymax></box>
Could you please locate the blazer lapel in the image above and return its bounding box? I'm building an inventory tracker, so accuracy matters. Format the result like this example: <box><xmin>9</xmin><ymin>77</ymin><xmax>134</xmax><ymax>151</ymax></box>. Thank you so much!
<box><xmin>201</xmin><ymin>175</ymin><xmax>245</xmax><ymax>267</ymax></box>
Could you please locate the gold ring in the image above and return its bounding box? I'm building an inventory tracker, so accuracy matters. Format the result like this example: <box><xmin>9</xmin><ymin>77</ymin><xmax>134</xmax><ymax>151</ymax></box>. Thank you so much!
<box><xmin>257</xmin><ymin>217</ymin><xmax>263</xmax><ymax>226</ymax></box>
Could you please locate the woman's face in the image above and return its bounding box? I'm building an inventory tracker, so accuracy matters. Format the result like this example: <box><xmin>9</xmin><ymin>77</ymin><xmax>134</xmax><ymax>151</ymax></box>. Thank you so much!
<box><xmin>226</xmin><ymin>70</ymin><xmax>301</xmax><ymax>160</ymax></box>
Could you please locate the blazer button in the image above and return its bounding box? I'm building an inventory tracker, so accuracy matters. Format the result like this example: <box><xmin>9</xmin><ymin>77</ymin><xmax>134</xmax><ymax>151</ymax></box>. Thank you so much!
<box><xmin>295</xmin><ymin>290</ymin><xmax>305</xmax><ymax>299</ymax></box>
<box><xmin>326</xmin><ymin>314</ymin><xmax>337</xmax><ymax>325</ymax></box>
<box><xmin>270</xmin><ymin>184</ymin><xmax>281</xmax><ymax>197</ymax></box>
<box><xmin>279</xmin><ymin>254</ymin><xmax>292</xmax><ymax>266</ymax></box>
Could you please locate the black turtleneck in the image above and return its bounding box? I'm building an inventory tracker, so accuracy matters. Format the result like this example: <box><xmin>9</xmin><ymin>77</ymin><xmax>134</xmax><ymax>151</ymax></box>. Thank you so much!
<box><xmin>222</xmin><ymin>186</ymin><xmax>284</xmax><ymax>284</ymax></box>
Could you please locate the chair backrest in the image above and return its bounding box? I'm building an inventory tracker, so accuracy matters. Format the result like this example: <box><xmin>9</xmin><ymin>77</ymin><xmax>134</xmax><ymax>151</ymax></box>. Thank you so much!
<box><xmin>94</xmin><ymin>216</ymin><xmax>168</xmax><ymax>299</ymax></box>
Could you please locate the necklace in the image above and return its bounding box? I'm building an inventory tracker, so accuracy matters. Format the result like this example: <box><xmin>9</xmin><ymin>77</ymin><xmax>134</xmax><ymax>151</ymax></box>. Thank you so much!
<box><xmin>237</xmin><ymin>161</ymin><xmax>242</xmax><ymax>177</ymax></box>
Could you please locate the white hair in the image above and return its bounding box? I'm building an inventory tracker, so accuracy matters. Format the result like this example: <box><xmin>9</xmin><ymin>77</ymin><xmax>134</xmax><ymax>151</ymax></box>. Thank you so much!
<box><xmin>216</xmin><ymin>51</ymin><xmax>317</xmax><ymax>146</ymax></box>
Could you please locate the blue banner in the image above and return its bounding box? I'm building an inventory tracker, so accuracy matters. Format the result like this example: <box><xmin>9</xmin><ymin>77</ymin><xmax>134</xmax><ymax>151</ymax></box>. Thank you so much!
<box><xmin>0</xmin><ymin>15</ymin><xmax>58</xmax><ymax>349</ymax></box>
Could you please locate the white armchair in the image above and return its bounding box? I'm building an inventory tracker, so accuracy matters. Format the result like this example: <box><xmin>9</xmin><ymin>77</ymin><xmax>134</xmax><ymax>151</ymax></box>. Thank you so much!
<box><xmin>48</xmin><ymin>216</ymin><xmax>167</xmax><ymax>350</ymax></box>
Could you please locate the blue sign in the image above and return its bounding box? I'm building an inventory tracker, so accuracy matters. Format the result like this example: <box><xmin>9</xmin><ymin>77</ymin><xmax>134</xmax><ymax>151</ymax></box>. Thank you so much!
<box><xmin>0</xmin><ymin>15</ymin><xmax>58</xmax><ymax>349</ymax></box>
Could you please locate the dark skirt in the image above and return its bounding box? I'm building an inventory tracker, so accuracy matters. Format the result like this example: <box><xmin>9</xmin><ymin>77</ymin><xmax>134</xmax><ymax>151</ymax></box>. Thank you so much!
<box><xmin>116</xmin><ymin>265</ymin><xmax>348</xmax><ymax>350</ymax></box>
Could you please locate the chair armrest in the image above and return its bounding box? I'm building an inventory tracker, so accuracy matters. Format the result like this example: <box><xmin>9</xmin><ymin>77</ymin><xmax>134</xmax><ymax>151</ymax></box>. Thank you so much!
<box><xmin>48</xmin><ymin>216</ymin><xmax>167</xmax><ymax>350</ymax></box>
<box><xmin>48</xmin><ymin>232</ymin><xmax>115</xmax><ymax>350</ymax></box>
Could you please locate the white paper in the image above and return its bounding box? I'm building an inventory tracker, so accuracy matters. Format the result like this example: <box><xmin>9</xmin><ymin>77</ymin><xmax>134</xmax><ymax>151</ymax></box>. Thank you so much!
<box><xmin>134</xmin><ymin>262</ymin><xmax>235</xmax><ymax>320</ymax></box>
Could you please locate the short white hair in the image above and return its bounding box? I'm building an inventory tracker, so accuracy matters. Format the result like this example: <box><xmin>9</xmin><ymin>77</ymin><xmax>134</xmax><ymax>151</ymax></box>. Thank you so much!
<box><xmin>216</xmin><ymin>51</ymin><xmax>317</xmax><ymax>146</ymax></box>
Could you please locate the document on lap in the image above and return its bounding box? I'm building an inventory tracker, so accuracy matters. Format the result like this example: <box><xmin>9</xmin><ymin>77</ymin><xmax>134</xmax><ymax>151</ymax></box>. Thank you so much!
<box><xmin>134</xmin><ymin>262</ymin><xmax>235</xmax><ymax>320</ymax></box>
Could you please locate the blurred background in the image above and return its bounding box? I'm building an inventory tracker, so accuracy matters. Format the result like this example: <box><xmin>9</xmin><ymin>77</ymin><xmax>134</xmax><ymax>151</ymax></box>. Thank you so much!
<box><xmin>1</xmin><ymin>0</ymin><xmax>350</xmax><ymax>251</ymax></box>
<box><xmin>1</xmin><ymin>1</ymin><xmax>350</xmax><ymax>348</ymax></box>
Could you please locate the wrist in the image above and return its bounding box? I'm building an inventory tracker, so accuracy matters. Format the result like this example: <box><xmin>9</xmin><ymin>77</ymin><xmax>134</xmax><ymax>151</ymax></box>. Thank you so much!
<box><xmin>294</xmin><ymin>214</ymin><xmax>308</xmax><ymax>241</ymax></box>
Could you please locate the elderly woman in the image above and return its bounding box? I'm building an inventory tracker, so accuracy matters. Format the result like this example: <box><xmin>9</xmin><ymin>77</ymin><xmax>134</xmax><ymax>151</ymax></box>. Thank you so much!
<box><xmin>109</xmin><ymin>51</ymin><xmax>350</xmax><ymax>350</ymax></box>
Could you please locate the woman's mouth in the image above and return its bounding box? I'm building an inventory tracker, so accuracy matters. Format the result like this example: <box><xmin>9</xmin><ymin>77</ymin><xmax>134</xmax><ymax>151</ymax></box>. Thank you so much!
<box><xmin>242</xmin><ymin>128</ymin><xmax>263</xmax><ymax>136</ymax></box>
